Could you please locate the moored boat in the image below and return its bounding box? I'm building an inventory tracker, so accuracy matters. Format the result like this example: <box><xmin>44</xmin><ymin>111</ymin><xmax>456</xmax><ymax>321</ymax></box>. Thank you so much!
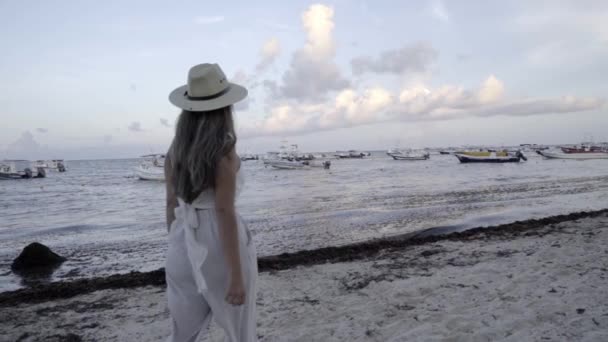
<box><xmin>454</xmin><ymin>151</ymin><xmax>527</xmax><ymax>163</ymax></box>
<box><xmin>263</xmin><ymin>159</ymin><xmax>310</xmax><ymax>170</ymax></box>
<box><xmin>388</xmin><ymin>149</ymin><xmax>430</xmax><ymax>161</ymax></box>
<box><xmin>537</xmin><ymin>150</ymin><xmax>608</xmax><ymax>160</ymax></box>
<box><xmin>135</xmin><ymin>154</ymin><xmax>165</xmax><ymax>181</ymax></box>
<box><xmin>335</xmin><ymin>150</ymin><xmax>370</xmax><ymax>159</ymax></box>
<box><xmin>0</xmin><ymin>160</ymin><xmax>46</xmax><ymax>179</ymax></box>
<box><xmin>34</xmin><ymin>159</ymin><xmax>67</xmax><ymax>172</ymax></box>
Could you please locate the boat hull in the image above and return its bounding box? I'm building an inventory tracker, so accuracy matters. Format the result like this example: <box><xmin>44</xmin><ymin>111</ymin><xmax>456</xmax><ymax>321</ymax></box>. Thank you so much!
<box><xmin>538</xmin><ymin>151</ymin><xmax>608</xmax><ymax>160</ymax></box>
<box><xmin>455</xmin><ymin>154</ymin><xmax>522</xmax><ymax>163</ymax></box>
<box><xmin>391</xmin><ymin>154</ymin><xmax>429</xmax><ymax>161</ymax></box>
<box><xmin>264</xmin><ymin>160</ymin><xmax>310</xmax><ymax>170</ymax></box>
<box><xmin>135</xmin><ymin>167</ymin><xmax>165</xmax><ymax>181</ymax></box>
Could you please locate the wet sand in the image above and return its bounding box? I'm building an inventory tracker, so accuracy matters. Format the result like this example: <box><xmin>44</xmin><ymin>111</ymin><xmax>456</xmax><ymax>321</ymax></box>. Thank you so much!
<box><xmin>1</xmin><ymin>210</ymin><xmax>607</xmax><ymax>341</ymax></box>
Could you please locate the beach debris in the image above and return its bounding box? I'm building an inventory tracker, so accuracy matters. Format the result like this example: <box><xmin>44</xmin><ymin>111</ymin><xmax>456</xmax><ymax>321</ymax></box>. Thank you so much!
<box><xmin>11</xmin><ymin>242</ymin><xmax>66</xmax><ymax>272</ymax></box>
<box><xmin>420</xmin><ymin>249</ymin><xmax>443</xmax><ymax>258</ymax></box>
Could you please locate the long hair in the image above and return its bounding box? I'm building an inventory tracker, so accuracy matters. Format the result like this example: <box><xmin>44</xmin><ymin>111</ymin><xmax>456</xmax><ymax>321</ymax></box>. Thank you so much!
<box><xmin>171</xmin><ymin>106</ymin><xmax>236</xmax><ymax>203</ymax></box>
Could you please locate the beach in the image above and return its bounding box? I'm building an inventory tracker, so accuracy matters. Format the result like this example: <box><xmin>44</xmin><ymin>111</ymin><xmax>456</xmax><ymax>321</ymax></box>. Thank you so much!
<box><xmin>2</xmin><ymin>210</ymin><xmax>607</xmax><ymax>341</ymax></box>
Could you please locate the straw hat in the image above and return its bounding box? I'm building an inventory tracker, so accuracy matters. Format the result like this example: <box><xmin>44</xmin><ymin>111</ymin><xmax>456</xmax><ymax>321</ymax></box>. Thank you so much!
<box><xmin>169</xmin><ymin>63</ymin><xmax>247</xmax><ymax>112</ymax></box>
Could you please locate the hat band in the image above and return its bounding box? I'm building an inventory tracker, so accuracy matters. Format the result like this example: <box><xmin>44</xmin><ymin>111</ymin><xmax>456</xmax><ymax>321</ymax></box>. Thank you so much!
<box><xmin>186</xmin><ymin>86</ymin><xmax>231</xmax><ymax>101</ymax></box>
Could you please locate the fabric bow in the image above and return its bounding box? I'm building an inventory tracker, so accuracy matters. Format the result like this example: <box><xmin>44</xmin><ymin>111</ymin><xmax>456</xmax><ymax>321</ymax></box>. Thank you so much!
<box><xmin>175</xmin><ymin>198</ymin><xmax>209</xmax><ymax>293</ymax></box>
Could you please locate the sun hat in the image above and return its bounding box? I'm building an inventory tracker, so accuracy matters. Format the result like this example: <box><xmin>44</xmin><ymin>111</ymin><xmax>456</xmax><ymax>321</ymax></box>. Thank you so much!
<box><xmin>169</xmin><ymin>63</ymin><xmax>247</xmax><ymax>112</ymax></box>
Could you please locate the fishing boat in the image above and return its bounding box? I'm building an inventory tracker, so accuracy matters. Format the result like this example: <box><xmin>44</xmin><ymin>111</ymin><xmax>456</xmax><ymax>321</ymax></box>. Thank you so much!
<box><xmin>34</xmin><ymin>159</ymin><xmax>67</xmax><ymax>172</ymax></box>
<box><xmin>387</xmin><ymin>149</ymin><xmax>430</xmax><ymax>161</ymax></box>
<box><xmin>537</xmin><ymin>150</ymin><xmax>608</xmax><ymax>160</ymax></box>
<box><xmin>334</xmin><ymin>150</ymin><xmax>370</xmax><ymax>159</ymax></box>
<box><xmin>392</xmin><ymin>153</ymin><xmax>430</xmax><ymax>161</ymax></box>
<box><xmin>263</xmin><ymin>159</ymin><xmax>310</xmax><ymax>170</ymax></box>
<box><xmin>0</xmin><ymin>160</ymin><xmax>46</xmax><ymax>179</ymax></box>
<box><xmin>240</xmin><ymin>154</ymin><xmax>259</xmax><ymax>161</ymax></box>
<box><xmin>454</xmin><ymin>151</ymin><xmax>527</xmax><ymax>163</ymax></box>
<box><xmin>135</xmin><ymin>154</ymin><xmax>165</xmax><ymax>181</ymax></box>
<box><xmin>560</xmin><ymin>145</ymin><xmax>607</xmax><ymax>154</ymax></box>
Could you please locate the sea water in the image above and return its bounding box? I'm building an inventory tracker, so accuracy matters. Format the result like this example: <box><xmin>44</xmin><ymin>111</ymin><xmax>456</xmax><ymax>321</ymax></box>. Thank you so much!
<box><xmin>1</xmin><ymin>152</ymin><xmax>607</xmax><ymax>291</ymax></box>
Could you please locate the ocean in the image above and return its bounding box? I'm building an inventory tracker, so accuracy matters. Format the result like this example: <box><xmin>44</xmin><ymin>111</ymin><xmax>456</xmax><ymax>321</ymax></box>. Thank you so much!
<box><xmin>1</xmin><ymin>151</ymin><xmax>607</xmax><ymax>292</ymax></box>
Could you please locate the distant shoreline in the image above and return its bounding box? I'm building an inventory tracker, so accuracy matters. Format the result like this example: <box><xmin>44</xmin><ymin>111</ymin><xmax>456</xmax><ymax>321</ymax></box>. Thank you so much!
<box><xmin>1</xmin><ymin>207</ymin><xmax>606</xmax><ymax>307</ymax></box>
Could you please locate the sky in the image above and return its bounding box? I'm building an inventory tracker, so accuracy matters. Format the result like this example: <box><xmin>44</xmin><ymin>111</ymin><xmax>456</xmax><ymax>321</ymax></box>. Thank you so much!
<box><xmin>1</xmin><ymin>0</ymin><xmax>607</xmax><ymax>159</ymax></box>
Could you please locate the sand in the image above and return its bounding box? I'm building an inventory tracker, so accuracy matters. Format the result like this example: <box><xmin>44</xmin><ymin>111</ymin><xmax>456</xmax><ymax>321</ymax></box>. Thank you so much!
<box><xmin>1</xmin><ymin>212</ymin><xmax>607</xmax><ymax>341</ymax></box>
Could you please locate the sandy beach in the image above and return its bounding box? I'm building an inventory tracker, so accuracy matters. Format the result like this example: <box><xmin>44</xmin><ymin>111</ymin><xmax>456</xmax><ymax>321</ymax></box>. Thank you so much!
<box><xmin>1</xmin><ymin>210</ymin><xmax>607</xmax><ymax>341</ymax></box>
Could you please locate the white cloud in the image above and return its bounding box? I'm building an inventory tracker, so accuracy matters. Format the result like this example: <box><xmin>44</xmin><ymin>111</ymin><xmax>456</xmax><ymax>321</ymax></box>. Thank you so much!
<box><xmin>477</xmin><ymin>75</ymin><xmax>505</xmax><ymax>104</ymax></box>
<box><xmin>276</xmin><ymin>4</ymin><xmax>349</xmax><ymax>101</ymax></box>
<box><xmin>351</xmin><ymin>42</ymin><xmax>438</xmax><ymax>75</ymax></box>
<box><xmin>195</xmin><ymin>16</ymin><xmax>225</xmax><ymax>25</ymax></box>
<box><xmin>430</xmin><ymin>0</ymin><xmax>449</xmax><ymax>22</ymax></box>
<box><xmin>241</xmin><ymin>75</ymin><xmax>603</xmax><ymax>138</ymax></box>
<box><xmin>128</xmin><ymin>122</ymin><xmax>143</xmax><ymax>132</ymax></box>
<box><xmin>255</xmin><ymin>38</ymin><xmax>281</xmax><ymax>72</ymax></box>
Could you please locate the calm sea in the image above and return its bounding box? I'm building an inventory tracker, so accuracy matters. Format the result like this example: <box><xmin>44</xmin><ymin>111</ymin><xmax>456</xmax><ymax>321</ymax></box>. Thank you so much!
<box><xmin>1</xmin><ymin>151</ymin><xmax>607</xmax><ymax>291</ymax></box>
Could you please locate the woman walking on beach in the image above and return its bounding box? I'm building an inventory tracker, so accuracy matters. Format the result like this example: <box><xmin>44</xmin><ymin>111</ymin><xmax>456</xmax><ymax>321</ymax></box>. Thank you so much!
<box><xmin>164</xmin><ymin>63</ymin><xmax>257</xmax><ymax>341</ymax></box>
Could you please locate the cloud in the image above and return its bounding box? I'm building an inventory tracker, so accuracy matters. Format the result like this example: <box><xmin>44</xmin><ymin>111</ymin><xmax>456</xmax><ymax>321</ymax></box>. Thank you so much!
<box><xmin>430</xmin><ymin>0</ymin><xmax>449</xmax><ymax>22</ymax></box>
<box><xmin>4</xmin><ymin>131</ymin><xmax>44</xmax><ymax>159</ymax></box>
<box><xmin>36</xmin><ymin>128</ymin><xmax>48</xmax><ymax>133</ymax></box>
<box><xmin>241</xmin><ymin>75</ymin><xmax>603</xmax><ymax>138</ymax></box>
<box><xmin>255</xmin><ymin>38</ymin><xmax>281</xmax><ymax>72</ymax></box>
<box><xmin>276</xmin><ymin>4</ymin><xmax>350</xmax><ymax>101</ymax></box>
<box><xmin>103</xmin><ymin>135</ymin><xmax>113</xmax><ymax>144</ymax></box>
<box><xmin>195</xmin><ymin>16</ymin><xmax>225</xmax><ymax>25</ymax></box>
<box><xmin>351</xmin><ymin>42</ymin><xmax>438</xmax><ymax>75</ymax></box>
<box><xmin>128</xmin><ymin>122</ymin><xmax>143</xmax><ymax>132</ymax></box>
<box><xmin>160</xmin><ymin>118</ymin><xmax>172</xmax><ymax>128</ymax></box>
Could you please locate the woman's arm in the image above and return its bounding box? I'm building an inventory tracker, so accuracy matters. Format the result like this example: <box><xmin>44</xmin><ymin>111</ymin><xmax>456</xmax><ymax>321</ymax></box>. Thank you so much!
<box><xmin>215</xmin><ymin>149</ymin><xmax>245</xmax><ymax>305</ymax></box>
<box><xmin>165</xmin><ymin>155</ymin><xmax>178</xmax><ymax>231</ymax></box>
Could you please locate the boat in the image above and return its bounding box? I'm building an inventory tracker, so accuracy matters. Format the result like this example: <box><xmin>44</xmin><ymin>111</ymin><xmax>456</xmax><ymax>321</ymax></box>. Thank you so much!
<box><xmin>391</xmin><ymin>153</ymin><xmax>430</xmax><ymax>161</ymax></box>
<box><xmin>387</xmin><ymin>149</ymin><xmax>430</xmax><ymax>161</ymax></box>
<box><xmin>240</xmin><ymin>154</ymin><xmax>259</xmax><ymax>161</ymax></box>
<box><xmin>537</xmin><ymin>150</ymin><xmax>608</xmax><ymax>160</ymax></box>
<box><xmin>334</xmin><ymin>150</ymin><xmax>370</xmax><ymax>159</ymax></box>
<box><xmin>560</xmin><ymin>145</ymin><xmax>607</xmax><ymax>154</ymax></box>
<box><xmin>263</xmin><ymin>159</ymin><xmax>310</xmax><ymax>170</ymax></box>
<box><xmin>0</xmin><ymin>160</ymin><xmax>46</xmax><ymax>179</ymax></box>
<box><xmin>439</xmin><ymin>151</ymin><xmax>453</xmax><ymax>155</ymax></box>
<box><xmin>454</xmin><ymin>151</ymin><xmax>527</xmax><ymax>163</ymax></box>
<box><xmin>135</xmin><ymin>154</ymin><xmax>165</xmax><ymax>181</ymax></box>
<box><xmin>34</xmin><ymin>159</ymin><xmax>67</xmax><ymax>172</ymax></box>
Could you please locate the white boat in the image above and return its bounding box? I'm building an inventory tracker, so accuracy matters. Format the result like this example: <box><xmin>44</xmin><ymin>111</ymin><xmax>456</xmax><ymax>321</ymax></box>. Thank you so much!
<box><xmin>537</xmin><ymin>151</ymin><xmax>608</xmax><ymax>160</ymax></box>
<box><xmin>263</xmin><ymin>159</ymin><xmax>310</xmax><ymax>170</ymax></box>
<box><xmin>387</xmin><ymin>149</ymin><xmax>430</xmax><ymax>161</ymax></box>
<box><xmin>135</xmin><ymin>154</ymin><xmax>165</xmax><ymax>181</ymax></box>
<box><xmin>1</xmin><ymin>160</ymin><xmax>46</xmax><ymax>179</ymax></box>
<box><xmin>391</xmin><ymin>153</ymin><xmax>430</xmax><ymax>161</ymax></box>
<box><xmin>34</xmin><ymin>159</ymin><xmax>67</xmax><ymax>172</ymax></box>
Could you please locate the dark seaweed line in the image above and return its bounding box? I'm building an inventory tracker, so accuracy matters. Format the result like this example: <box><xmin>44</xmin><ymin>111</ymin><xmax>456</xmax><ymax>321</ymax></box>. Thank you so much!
<box><xmin>1</xmin><ymin>208</ymin><xmax>607</xmax><ymax>306</ymax></box>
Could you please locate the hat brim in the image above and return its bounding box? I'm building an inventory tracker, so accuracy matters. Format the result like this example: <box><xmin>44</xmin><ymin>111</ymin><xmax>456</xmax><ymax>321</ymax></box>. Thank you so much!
<box><xmin>169</xmin><ymin>82</ymin><xmax>248</xmax><ymax>112</ymax></box>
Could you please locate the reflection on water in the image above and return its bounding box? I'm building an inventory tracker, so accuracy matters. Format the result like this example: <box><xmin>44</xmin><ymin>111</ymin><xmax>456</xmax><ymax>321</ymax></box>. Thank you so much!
<box><xmin>1</xmin><ymin>152</ymin><xmax>607</xmax><ymax>291</ymax></box>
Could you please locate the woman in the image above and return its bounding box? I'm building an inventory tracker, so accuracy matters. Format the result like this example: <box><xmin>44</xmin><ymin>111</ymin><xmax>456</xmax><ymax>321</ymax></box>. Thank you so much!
<box><xmin>164</xmin><ymin>63</ymin><xmax>257</xmax><ymax>341</ymax></box>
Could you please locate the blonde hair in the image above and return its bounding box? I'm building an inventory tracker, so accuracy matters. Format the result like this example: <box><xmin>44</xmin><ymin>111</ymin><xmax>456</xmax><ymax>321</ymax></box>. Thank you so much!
<box><xmin>171</xmin><ymin>107</ymin><xmax>236</xmax><ymax>203</ymax></box>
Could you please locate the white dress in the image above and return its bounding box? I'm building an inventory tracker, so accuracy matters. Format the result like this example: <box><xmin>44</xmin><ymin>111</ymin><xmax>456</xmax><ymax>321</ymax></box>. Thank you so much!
<box><xmin>165</xmin><ymin>171</ymin><xmax>257</xmax><ymax>342</ymax></box>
